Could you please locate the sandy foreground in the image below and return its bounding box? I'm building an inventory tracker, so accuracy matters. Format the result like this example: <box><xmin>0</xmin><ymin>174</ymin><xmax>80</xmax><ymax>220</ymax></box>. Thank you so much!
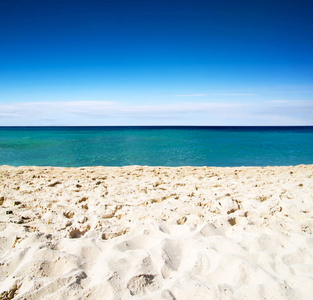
<box><xmin>0</xmin><ymin>165</ymin><xmax>313</xmax><ymax>299</ymax></box>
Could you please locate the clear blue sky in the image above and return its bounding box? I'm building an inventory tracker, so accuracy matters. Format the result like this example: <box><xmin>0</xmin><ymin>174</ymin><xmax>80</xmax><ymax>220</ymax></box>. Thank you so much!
<box><xmin>1</xmin><ymin>0</ymin><xmax>313</xmax><ymax>125</ymax></box>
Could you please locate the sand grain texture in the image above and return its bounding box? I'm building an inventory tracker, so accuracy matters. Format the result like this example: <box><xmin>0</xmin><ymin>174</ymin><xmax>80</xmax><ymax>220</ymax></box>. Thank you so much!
<box><xmin>0</xmin><ymin>165</ymin><xmax>313</xmax><ymax>299</ymax></box>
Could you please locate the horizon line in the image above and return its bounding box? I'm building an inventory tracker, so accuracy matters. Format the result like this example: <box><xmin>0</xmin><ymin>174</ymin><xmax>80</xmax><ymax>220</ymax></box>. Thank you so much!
<box><xmin>1</xmin><ymin>125</ymin><xmax>313</xmax><ymax>128</ymax></box>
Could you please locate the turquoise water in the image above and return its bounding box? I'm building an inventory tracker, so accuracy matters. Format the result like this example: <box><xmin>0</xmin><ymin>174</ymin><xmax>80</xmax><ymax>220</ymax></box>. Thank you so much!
<box><xmin>0</xmin><ymin>126</ymin><xmax>313</xmax><ymax>167</ymax></box>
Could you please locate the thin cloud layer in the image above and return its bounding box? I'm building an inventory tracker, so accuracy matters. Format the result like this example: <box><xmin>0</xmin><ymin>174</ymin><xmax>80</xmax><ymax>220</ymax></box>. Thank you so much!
<box><xmin>176</xmin><ymin>94</ymin><xmax>208</xmax><ymax>97</ymax></box>
<box><xmin>0</xmin><ymin>100</ymin><xmax>312</xmax><ymax>126</ymax></box>
<box><xmin>212</xmin><ymin>94</ymin><xmax>256</xmax><ymax>96</ymax></box>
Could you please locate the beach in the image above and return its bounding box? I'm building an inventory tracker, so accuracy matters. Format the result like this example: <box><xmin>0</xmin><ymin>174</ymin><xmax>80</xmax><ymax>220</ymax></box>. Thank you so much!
<box><xmin>0</xmin><ymin>164</ymin><xmax>313</xmax><ymax>299</ymax></box>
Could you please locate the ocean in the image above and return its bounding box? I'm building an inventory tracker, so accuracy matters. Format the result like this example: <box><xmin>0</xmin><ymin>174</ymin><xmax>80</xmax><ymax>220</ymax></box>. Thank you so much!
<box><xmin>0</xmin><ymin>126</ymin><xmax>312</xmax><ymax>167</ymax></box>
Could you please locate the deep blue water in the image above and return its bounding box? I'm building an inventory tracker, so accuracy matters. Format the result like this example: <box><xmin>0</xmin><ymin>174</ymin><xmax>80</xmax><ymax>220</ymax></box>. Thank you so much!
<box><xmin>0</xmin><ymin>126</ymin><xmax>312</xmax><ymax>167</ymax></box>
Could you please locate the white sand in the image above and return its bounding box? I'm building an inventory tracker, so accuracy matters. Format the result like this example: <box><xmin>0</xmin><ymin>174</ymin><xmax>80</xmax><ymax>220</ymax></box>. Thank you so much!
<box><xmin>0</xmin><ymin>165</ymin><xmax>313</xmax><ymax>299</ymax></box>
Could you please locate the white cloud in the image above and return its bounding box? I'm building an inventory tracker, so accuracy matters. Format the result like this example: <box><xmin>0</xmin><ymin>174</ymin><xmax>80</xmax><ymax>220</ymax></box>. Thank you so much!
<box><xmin>266</xmin><ymin>100</ymin><xmax>313</xmax><ymax>106</ymax></box>
<box><xmin>212</xmin><ymin>93</ymin><xmax>255</xmax><ymax>96</ymax></box>
<box><xmin>176</xmin><ymin>93</ymin><xmax>256</xmax><ymax>97</ymax></box>
<box><xmin>272</xmin><ymin>91</ymin><xmax>313</xmax><ymax>94</ymax></box>
<box><xmin>0</xmin><ymin>100</ymin><xmax>312</xmax><ymax>126</ymax></box>
<box><xmin>176</xmin><ymin>94</ymin><xmax>208</xmax><ymax>97</ymax></box>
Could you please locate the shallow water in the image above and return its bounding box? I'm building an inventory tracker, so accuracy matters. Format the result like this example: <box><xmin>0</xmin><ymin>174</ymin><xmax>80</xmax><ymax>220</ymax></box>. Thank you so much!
<box><xmin>0</xmin><ymin>126</ymin><xmax>312</xmax><ymax>167</ymax></box>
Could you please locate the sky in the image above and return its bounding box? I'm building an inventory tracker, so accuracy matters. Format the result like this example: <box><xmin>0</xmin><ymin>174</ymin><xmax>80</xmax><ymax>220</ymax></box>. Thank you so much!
<box><xmin>0</xmin><ymin>0</ymin><xmax>313</xmax><ymax>125</ymax></box>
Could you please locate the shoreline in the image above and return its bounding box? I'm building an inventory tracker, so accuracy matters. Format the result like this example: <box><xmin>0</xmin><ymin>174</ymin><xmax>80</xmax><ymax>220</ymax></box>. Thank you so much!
<box><xmin>1</xmin><ymin>164</ymin><xmax>313</xmax><ymax>299</ymax></box>
<box><xmin>1</xmin><ymin>163</ymin><xmax>312</xmax><ymax>169</ymax></box>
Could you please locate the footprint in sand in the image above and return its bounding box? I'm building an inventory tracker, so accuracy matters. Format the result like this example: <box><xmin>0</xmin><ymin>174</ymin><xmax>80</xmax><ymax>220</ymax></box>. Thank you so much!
<box><xmin>162</xmin><ymin>239</ymin><xmax>182</xmax><ymax>272</ymax></box>
<box><xmin>127</xmin><ymin>274</ymin><xmax>157</xmax><ymax>296</ymax></box>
